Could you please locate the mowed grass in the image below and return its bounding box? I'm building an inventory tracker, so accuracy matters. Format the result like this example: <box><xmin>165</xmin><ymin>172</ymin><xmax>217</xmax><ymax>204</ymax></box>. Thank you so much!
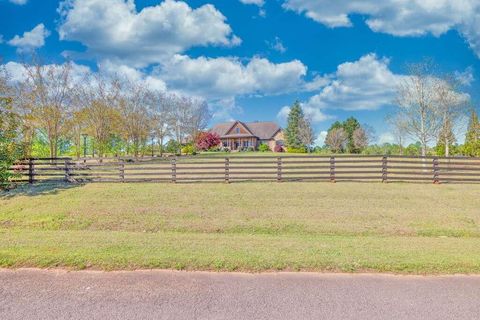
<box><xmin>1</xmin><ymin>182</ymin><xmax>480</xmax><ymax>273</ymax></box>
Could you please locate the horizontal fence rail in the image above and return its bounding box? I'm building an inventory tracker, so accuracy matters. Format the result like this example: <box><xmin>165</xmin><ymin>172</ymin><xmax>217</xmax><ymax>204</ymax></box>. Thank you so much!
<box><xmin>7</xmin><ymin>155</ymin><xmax>480</xmax><ymax>184</ymax></box>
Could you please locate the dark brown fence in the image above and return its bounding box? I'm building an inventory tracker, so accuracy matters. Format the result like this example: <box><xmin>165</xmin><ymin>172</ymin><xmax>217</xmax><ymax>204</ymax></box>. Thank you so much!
<box><xmin>8</xmin><ymin>155</ymin><xmax>480</xmax><ymax>184</ymax></box>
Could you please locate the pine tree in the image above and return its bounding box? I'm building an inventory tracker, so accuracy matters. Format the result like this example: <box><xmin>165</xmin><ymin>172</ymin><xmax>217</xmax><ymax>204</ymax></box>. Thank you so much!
<box><xmin>464</xmin><ymin>110</ymin><xmax>480</xmax><ymax>156</ymax></box>
<box><xmin>285</xmin><ymin>101</ymin><xmax>305</xmax><ymax>150</ymax></box>
<box><xmin>342</xmin><ymin>117</ymin><xmax>361</xmax><ymax>153</ymax></box>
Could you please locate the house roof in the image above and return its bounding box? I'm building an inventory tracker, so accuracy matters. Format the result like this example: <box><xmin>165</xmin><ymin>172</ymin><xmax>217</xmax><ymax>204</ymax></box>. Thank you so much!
<box><xmin>211</xmin><ymin>121</ymin><xmax>282</xmax><ymax>140</ymax></box>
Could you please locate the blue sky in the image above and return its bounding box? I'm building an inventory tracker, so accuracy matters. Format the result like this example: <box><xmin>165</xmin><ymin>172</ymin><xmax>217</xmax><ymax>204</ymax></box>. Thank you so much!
<box><xmin>1</xmin><ymin>0</ymin><xmax>480</xmax><ymax>144</ymax></box>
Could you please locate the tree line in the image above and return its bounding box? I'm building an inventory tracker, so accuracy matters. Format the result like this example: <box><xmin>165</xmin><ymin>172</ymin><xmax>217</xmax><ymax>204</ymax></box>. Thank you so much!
<box><xmin>284</xmin><ymin>61</ymin><xmax>480</xmax><ymax>157</ymax></box>
<box><xmin>0</xmin><ymin>61</ymin><xmax>211</xmax><ymax>160</ymax></box>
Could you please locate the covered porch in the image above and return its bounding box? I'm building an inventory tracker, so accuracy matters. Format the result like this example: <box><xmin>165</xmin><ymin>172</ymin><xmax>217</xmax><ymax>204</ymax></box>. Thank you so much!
<box><xmin>222</xmin><ymin>136</ymin><xmax>258</xmax><ymax>150</ymax></box>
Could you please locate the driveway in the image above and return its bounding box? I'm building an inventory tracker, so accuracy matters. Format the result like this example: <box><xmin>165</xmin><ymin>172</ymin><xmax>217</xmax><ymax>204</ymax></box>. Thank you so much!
<box><xmin>1</xmin><ymin>269</ymin><xmax>479</xmax><ymax>320</ymax></box>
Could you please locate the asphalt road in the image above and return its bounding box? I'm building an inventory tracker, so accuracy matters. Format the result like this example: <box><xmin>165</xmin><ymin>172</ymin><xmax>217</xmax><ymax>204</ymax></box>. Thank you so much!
<box><xmin>1</xmin><ymin>269</ymin><xmax>480</xmax><ymax>320</ymax></box>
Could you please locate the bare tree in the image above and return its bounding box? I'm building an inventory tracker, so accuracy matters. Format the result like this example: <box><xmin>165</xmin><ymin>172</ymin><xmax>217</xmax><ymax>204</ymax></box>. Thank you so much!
<box><xmin>19</xmin><ymin>60</ymin><xmax>75</xmax><ymax>158</ymax></box>
<box><xmin>325</xmin><ymin>127</ymin><xmax>347</xmax><ymax>153</ymax></box>
<box><xmin>76</xmin><ymin>74</ymin><xmax>122</xmax><ymax>157</ymax></box>
<box><xmin>118</xmin><ymin>80</ymin><xmax>151</xmax><ymax>157</ymax></box>
<box><xmin>394</xmin><ymin>61</ymin><xmax>443</xmax><ymax>156</ymax></box>
<box><xmin>168</xmin><ymin>95</ymin><xmax>211</xmax><ymax>148</ymax></box>
<box><xmin>352</xmin><ymin>127</ymin><xmax>368</xmax><ymax>151</ymax></box>
<box><xmin>387</xmin><ymin>114</ymin><xmax>408</xmax><ymax>155</ymax></box>
<box><xmin>148</xmin><ymin>91</ymin><xmax>172</xmax><ymax>156</ymax></box>
<box><xmin>298</xmin><ymin>116</ymin><xmax>315</xmax><ymax>151</ymax></box>
<box><xmin>435</xmin><ymin>74</ymin><xmax>469</xmax><ymax>156</ymax></box>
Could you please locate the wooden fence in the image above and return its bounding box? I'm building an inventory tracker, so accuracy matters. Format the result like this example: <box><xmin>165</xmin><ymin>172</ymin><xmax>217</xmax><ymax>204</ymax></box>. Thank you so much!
<box><xmin>8</xmin><ymin>155</ymin><xmax>480</xmax><ymax>184</ymax></box>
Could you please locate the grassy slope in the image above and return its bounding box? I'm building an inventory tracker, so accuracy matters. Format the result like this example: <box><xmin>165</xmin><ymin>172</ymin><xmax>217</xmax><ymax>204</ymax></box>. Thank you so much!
<box><xmin>1</xmin><ymin>182</ymin><xmax>479</xmax><ymax>273</ymax></box>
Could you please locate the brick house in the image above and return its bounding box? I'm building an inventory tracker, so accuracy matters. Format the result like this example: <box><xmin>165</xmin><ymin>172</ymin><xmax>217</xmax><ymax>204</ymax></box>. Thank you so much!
<box><xmin>210</xmin><ymin>121</ymin><xmax>285</xmax><ymax>151</ymax></box>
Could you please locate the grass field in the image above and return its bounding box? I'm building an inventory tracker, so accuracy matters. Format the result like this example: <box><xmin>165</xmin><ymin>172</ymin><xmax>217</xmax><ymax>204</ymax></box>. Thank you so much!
<box><xmin>1</xmin><ymin>182</ymin><xmax>480</xmax><ymax>273</ymax></box>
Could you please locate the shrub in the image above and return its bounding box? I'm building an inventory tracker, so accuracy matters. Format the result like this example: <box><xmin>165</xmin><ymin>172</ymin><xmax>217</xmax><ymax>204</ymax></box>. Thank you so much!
<box><xmin>287</xmin><ymin>147</ymin><xmax>307</xmax><ymax>154</ymax></box>
<box><xmin>0</xmin><ymin>98</ymin><xmax>21</xmax><ymax>189</ymax></box>
<box><xmin>165</xmin><ymin>140</ymin><xmax>181</xmax><ymax>154</ymax></box>
<box><xmin>195</xmin><ymin>132</ymin><xmax>221</xmax><ymax>151</ymax></box>
<box><xmin>181</xmin><ymin>144</ymin><xmax>196</xmax><ymax>155</ymax></box>
<box><xmin>258</xmin><ymin>143</ymin><xmax>270</xmax><ymax>152</ymax></box>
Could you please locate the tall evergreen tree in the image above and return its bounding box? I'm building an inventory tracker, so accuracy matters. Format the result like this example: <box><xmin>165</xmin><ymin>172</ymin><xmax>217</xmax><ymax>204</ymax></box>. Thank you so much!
<box><xmin>343</xmin><ymin>117</ymin><xmax>361</xmax><ymax>153</ymax></box>
<box><xmin>464</xmin><ymin>110</ymin><xmax>480</xmax><ymax>156</ymax></box>
<box><xmin>285</xmin><ymin>101</ymin><xmax>305</xmax><ymax>149</ymax></box>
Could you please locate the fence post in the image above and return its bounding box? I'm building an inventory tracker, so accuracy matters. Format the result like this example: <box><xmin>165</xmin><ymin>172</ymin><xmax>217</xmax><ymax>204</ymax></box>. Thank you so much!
<box><xmin>119</xmin><ymin>158</ymin><xmax>125</xmax><ymax>183</ymax></box>
<box><xmin>64</xmin><ymin>159</ymin><xmax>71</xmax><ymax>182</ymax></box>
<box><xmin>382</xmin><ymin>156</ymin><xmax>388</xmax><ymax>183</ymax></box>
<box><xmin>277</xmin><ymin>157</ymin><xmax>282</xmax><ymax>182</ymax></box>
<box><xmin>330</xmin><ymin>156</ymin><xmax>336</xmax><ymax>183</ymax></box>
<box><xmin>28</xmin><ymin>158</ymin><xmax>34</xmax><ymax>184</ymax></box>
<box><xmin>225</xmin><ymin>157</ymin><xmax>230</xmax><ymax>184</ymax></box>
<box><xmin>171</xmin><ymin>157</ymin><xmax>177</xmax><ymax>183</ymax></box>
<box><xmin>433</xmin><ymin>157</ymin><xmax>440</xmax><ymax>184</ymax></box>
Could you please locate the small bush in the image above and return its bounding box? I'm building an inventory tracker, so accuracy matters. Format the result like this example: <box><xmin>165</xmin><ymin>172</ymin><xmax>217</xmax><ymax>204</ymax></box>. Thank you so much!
<box><xmin>287</xmin><ymin>147</ymin><xmax>307</xmax><ymax>153</ymax></box>
<box><xmin>258</xmin><ymin>143</ymin><xmax>270</xmax><ymax>152</ymax></box>
<box><xmin>181</xmin><ymin>144</ymin><xmax>196</xmax><ymax>155</ymax></box>
<box><xmin>165</xmin><ymin>140</ymin><xmax>181</xmax><ymax>154</ymax></box>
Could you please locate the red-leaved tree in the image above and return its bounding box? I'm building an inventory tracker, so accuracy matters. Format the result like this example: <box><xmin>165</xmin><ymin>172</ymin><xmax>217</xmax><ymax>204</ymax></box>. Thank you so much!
<box><xmin>195</xmin><ymin>132</ymin><xmax>221</xmax><ymax>151</ymax></box>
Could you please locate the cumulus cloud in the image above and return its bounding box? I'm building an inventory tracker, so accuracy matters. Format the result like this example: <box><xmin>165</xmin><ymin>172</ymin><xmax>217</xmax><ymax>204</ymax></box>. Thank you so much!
<box><xmin>275</xmin><ymin>53</ymin><xmax>404</xmax><ymax>123</ymax></box>
<box><xmin>283</xmin><ymin>0</ymin><xmax>480</xmax><ymax>57</ymax></box>
<box><xmin>9</xmin><ymin>0</ymin><xmax>28</xmax><ymax>5</ymax></box>
<box><xmin>8</xmin><ymin>24</ymin><xmax>50</xmax><ymax>52</ymax></box>
<box><xmin>277</xmin><ymin>104</ymin><xmax>331</xmax><ymax>124</ymax></box>
<box><xmin>304</xmin><ymin>53</ymin><xmax>403</xmax><ymax>111</ymax></box>
<box><xmin>3</xmin><ymin>61</ymin><xmax>92</xmax><ymax>84</ymax></box>
<box><xmin>315</xmin><ymin>130</ymin><xmax>328</xmax><ymax>146</ymax></box>
<box><xmin>58</xmin><ymin>0</ymin><xmax>240</xmax><ymax>67</ymax></box>
<box><xmin>156</xmin><ymin>54</ymin><xmax>308</xmax><ymax>100</ymax></box>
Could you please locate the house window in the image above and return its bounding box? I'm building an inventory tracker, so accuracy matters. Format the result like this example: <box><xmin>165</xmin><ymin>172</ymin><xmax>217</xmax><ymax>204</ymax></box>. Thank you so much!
<box><xmin>223</xmin><ymin>141</ymin><xmax>227</xmax><ymax>147</ymax></box>
<box><xmin>243</xmin><ymin>140</ymin><xmax>249</xmax><ymax>147</ymax></box>
<box><xmin>235</xmin><ymin>127</ymin><xmax>240</xmax><ymax>134</ymax></box>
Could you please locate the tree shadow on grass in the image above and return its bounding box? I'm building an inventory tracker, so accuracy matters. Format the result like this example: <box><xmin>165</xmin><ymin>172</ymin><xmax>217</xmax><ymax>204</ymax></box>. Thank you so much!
<box><xmin>0</xmin><ymin>182</ymin><xmax>83</xmax><ymax>199</ymax></box>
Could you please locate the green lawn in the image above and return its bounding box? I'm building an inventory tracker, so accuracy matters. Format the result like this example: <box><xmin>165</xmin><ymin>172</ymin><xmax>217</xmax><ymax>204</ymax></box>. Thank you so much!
<box><xmin>1</xmin><ymin>182</ymin><xmax>480</xmax><ymax>273</ymax></box>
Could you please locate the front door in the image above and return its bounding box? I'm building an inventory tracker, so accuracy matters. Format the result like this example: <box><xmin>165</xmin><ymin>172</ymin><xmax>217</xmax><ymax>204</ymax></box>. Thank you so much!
<box><xmin>234</xmin><ymin>141</ymin><xmax>239</xmax><ymax>150</ymax></box>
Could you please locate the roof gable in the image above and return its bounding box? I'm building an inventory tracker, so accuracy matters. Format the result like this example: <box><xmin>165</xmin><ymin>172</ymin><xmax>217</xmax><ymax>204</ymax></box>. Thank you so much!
<box><xmin>211</xmin><ymin>121</ymin><xmax>282</xmax><ymax>140</ymax></box>
<box><xmin>225</xmin><ymin>121</ymin><xmax>254</xmax><ymax>136</ymax></box>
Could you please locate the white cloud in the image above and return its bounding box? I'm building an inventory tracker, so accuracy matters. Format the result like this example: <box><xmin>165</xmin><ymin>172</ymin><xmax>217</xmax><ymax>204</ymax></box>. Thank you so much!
<box><xmin>304</xmin><ymin>53</ymin><xmax>403</xmax><ymax>111</ymax></box>
<box><xmin>58</xmin><ymin>0</ymin><xmax>240</xmax><ymax>67</ymax></box>
<box><xmin>275</xmin><ymin>53</ymin><xmax>403</xmax><ymax>123</ymax></box>
<box><xmin>8</xmin><ymin>24</ymin><xmax>50</xmax><ymax>52</ymax></box>
<box><xmin>455</xmin><ymin>67</ymin><xmax>475</xmax><ymax>86</ymax></box>
<box><xmin>276</xmin><ymin>104</ymin><xmax>331</xmax><ymax>124</ymax></box>
<box><xmin>315</xmin><ymin>130</ymin><xmax>328</xmax><ymax>146</ymax></box>
<box><xmin>156</xmin><ymin>54</ymin><xmax>308</xmax><ymax>100</ymax></box>
<box><xmin>282</xmin><ymin>0</ymin><xmax>480</xmax><ymax>57</ymax></box>
<box><xmin>98</xmin><ymin>60</ymin><xmax>167</xmax><ymax>91</ymax></box>
<box><xmin>9</xmin><ymin>0</ymin><xmax>28</xmax><ymax>5</ymax></box>
<box><xmin>239</xmin><ymin>0</ymin><xmax>264</xmax><ymax>6</ymax></box>
<box><xmin>3</xmin><ymin>61</ymin><xmax>92</xmax><ymax>84</ymax></box>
